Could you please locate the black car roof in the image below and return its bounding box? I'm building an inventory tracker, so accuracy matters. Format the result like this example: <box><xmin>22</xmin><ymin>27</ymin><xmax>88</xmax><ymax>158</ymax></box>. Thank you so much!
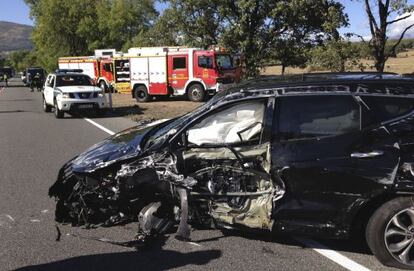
<box><xmin>54</xmin><ymin>73</ymin><xmax>88</xmax><ymax>76</ymax></box>
<box><xmin>212</xmin><ymin>72</ymin><xmax>414</xmax><ymax>106</ymax></box>
<box><xmin>240</xmin><ymin>72</ymin><xmax>414</xmax><ymax>89</ymax></box>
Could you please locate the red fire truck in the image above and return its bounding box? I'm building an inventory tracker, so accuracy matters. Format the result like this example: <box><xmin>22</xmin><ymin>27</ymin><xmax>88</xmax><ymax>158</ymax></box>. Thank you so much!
<box><xmin>58</xmin><ymin>49</ymin><xmax>129</xmax><ymax>93</ymax></box>
<box><xmin>126</xmin><ymin>47</ymin><xmax>240</xmax><ymax>102</ymax></box>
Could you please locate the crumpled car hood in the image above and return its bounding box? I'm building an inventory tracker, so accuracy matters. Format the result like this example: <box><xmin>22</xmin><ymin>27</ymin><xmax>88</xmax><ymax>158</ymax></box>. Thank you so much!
<box><xmin>71</xmin><ymin>125</ymin><xmax>155</xmax><ymax>173</ymax></box>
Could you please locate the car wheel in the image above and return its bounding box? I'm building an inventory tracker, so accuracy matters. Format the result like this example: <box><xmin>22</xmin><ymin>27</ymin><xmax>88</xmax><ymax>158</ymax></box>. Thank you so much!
<box><xmin>99</xmin><ymin>81</ymin><xmax>107</xmax><ymax>92</ymax></box>
<box><xmin>43</xmin><ymin>97</ymin><xmax>51</xmax><ymax>112</ymax></box>
<box><xmin>187</xmin><ymin>84</ymin><xmax>205</xmax><ymax>102</ymax></box>
<box><xmin>94</xmin><ymin>108</ymin><xmax>106</xmax><ymax>117</ymax></box>
<box><xmin>366</xmin><ymin>197</ymin><xmax>414</xmax><ymax>269</ymax></box>
<box><xmin>54</xmin><ymin>100</ymin><xmax>64</xmax><ymax>118</ymax></box>
<box><xmin>134</xmin><ymin>86</ymin><xmax>151</xmax><ymax>103</ymax></box>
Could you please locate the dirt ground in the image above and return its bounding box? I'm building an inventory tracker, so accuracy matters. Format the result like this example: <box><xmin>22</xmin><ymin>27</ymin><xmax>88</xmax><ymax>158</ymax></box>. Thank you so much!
<box><xmin>110</xmin><ymin>93</ymin><xmax>201</xmax><ymax>122</ymax></box>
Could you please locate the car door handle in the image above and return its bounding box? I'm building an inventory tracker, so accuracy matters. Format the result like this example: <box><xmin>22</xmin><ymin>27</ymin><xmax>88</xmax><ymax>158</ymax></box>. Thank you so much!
<box><xmin>351</xmin><ymin>150</ymin><xmax>384</xmax><ymax>158</ymax></box>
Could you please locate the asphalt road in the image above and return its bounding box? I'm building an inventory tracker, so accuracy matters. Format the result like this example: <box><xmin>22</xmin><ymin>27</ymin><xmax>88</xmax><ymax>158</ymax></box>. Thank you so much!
<box><xmin>0</xmin><ymin>78</ymin><xmax>401</xmax><ymax>271</ymax></box>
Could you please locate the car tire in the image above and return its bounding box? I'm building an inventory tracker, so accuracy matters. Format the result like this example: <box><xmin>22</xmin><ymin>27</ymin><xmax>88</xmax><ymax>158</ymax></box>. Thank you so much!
<box><xmin>43</xmin><ymin>97</ymin><xmax>51</xmax><ymax>112</ymax></box>
<box><xmin>94</xmin><ymin>108</ymin><xmax>106</xmax><ymax>117</ymax></box>
<box><xmin>54</xmin><ymin>100</ymin><xmax>64</xmax><ymax>118</ymax></box>
<box><xmin>366</xmin><ymin>196</ymin><xmax>414</xmax><ymax>269</ymax></box>
<box><xmin>187</xmin><ymin>84</ymin><xmax>205</xmax><ymax>102</ymax></box>
<box><xmin>134</xmin><ymin>85</ymin><xmax>151</xmax><ymax>103</ymax></box>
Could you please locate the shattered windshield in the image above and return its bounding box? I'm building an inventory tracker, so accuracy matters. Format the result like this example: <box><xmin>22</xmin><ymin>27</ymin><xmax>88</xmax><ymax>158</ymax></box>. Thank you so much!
<box><xmin>144</xmin><ymin>101</ymin><xmax>214</xmax><ymax>149</ymax></box>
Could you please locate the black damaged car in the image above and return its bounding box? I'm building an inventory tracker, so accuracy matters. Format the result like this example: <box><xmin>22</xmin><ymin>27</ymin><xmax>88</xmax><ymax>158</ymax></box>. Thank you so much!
<box><xmin>50</xmin><ymin>72</ymin><xmax>414</xmax><ymax>269</ymax></box>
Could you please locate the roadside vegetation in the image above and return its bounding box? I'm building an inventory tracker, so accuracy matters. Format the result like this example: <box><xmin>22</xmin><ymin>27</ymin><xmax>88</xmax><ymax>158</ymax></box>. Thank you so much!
<box><xmin>4</xmin><ymin>0</ymin><xmax>414</xmax><ymax>122</ymax></box>
<box><xmin>4</xmin><ymin>1</ymin><xmax>414</xmax><ymax>76</ymax></box>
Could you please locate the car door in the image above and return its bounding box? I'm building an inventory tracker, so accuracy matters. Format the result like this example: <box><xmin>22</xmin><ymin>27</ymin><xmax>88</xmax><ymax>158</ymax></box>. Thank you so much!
<box><xmin>271</xmin><ymin>93</ymin><xmax>400</xmax><ymax>228</ymax></box>
<box><xmin>168</xmin><ymin>55</ymin><xmax>188</xmax><ymax>92</ymax></box>
<box><xmin>44</xmin><ymin>75</ymin><xmax>55</xmax><ymax>105</ymax></box>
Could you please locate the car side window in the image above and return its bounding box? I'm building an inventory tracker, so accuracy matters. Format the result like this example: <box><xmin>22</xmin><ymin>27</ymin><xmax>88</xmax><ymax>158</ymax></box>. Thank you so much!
<box><xmin>49</xmin><ymin>76</ymin><xmax>55</xmax><ymax>87</ymax></box>
<box><xmin>275</xmin><ymin>95</ymin><xmax>360</xmax><ymax>141</ymax></box>
<box><xmin>361</xmin><ymin>96</ymin><xmax>414</xmax><ymax>124</ymax></box>
<box><xmin>187</xmin><ymin>101</ymin><xmax>266</xmax><ymax>146</ymax></box>
<box><xmin>45</xmin><ymin>76</ymin><xmax>52</xmax><ymax>87</ymax></box>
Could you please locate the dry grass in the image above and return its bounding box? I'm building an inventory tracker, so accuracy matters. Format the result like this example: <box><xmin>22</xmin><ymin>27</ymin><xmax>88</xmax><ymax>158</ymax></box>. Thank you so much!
<box><xmin>110</xmin><ymin>93</ymin><xmax>200</xmax><ymax>122</ymax></box>
<box><xmin>261</xmin><ymin>49</ymin><xmax>414</xmax><ymax>76</ymax></box>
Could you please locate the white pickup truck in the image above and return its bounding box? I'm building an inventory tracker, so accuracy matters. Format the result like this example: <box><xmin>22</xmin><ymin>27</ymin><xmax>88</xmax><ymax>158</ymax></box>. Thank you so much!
<box><xmin>42</xmin><ymin>71</ymin><xmax>107</xmax><ymax>118</ymax></box>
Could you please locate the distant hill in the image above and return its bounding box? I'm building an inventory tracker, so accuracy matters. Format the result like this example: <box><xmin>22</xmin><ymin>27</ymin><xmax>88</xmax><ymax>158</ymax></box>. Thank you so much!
<box><xmin>0</xmin><ymin>21</ymin><xmax>33</xmax><ymax>54</ymax></box>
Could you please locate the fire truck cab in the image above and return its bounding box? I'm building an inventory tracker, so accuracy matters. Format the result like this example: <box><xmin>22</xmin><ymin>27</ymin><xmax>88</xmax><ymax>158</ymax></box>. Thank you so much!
<box><xmin>58</xmin><ymin>49</ymin><xmax>129</xmax><ymax>93</ymax></box>
<box><xmin>128</xmin><ymin>47</ymin><xmax>238</xmax><ymax>102</ymax></box>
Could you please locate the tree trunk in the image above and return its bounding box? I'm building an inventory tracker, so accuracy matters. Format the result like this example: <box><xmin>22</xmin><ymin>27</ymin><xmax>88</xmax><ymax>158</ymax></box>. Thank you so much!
<box><xmin>281</xmin><ymin>64</ymin><xmax>286</xmax><ymax>75</ymax></box>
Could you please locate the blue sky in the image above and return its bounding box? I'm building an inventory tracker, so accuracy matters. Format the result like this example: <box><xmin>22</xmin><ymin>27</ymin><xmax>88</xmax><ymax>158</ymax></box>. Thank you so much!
<box><xmin>0</xmin><ymin>0</ymin><xmax>413</xmax><ymax>39</ymax></box>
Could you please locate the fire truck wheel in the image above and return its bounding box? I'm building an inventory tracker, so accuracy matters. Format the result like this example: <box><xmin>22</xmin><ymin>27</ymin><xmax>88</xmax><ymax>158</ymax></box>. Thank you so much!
<box><xmin>134</xmin><ymin>86</ymin><xmax>151</xmax><ymax>103</ymax></box>
<box><xmin>188</xmin><ymin>84</ymin><xmax>205</xmax><ymax>102</ymax></box>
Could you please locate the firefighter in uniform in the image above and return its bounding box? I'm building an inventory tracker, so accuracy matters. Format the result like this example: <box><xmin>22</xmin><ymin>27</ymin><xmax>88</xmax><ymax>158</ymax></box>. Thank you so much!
<box><xmin>31</xmin><ymin>72</ymin><xmax>42</xmax><ymax>92</ymax></box>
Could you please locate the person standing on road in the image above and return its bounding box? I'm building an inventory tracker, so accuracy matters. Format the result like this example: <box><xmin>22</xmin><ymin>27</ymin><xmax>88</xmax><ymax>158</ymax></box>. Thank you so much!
<box><xmin>3</xmin><ymin>73</ymin><xmax>8</xmax><ymax>87</ymax></box>
<box><xmin>31</xmin><ymin>72</ymin><xmax>41</xmax><ymax>92</ymax></box>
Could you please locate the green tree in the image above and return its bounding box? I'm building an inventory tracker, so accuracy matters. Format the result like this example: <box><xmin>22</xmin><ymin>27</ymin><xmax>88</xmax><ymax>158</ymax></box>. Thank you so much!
<box><xmin>269</xmin><ymin>38</ymin><xmax>309</xmax><ymax>75</ymax></box>
<box><xmin>25</xmin><ymin>0</ymin><xmax>158</xmax><ymax>70</ymax></box>
<box><xmin>25</xmin><ymin>0</ymin><xmax>101</xmax><ymax>70</ymax></box>
<box><xmin>221</xmin><ymin>0</ymin><xmax>348</xmax><ymax>77</ymax></box>
<box><xmin>359</xmin><ymin>0</ymin><xmax>414</xmax><ymax>71</ymax></box>
<box><xmin>159</xmin><ymin>0</ymin><xmax>348</xmax><ymax>77</ymax></box>
<box><xmin>135</xmin><ymin>8</ymin><xmax>187</xmax><ymax>47</ymax></box>
<box><xmin>5</xmin><ymin>50</ymin><xmax>39</xmax><ymax>72</ymax></box>
<box><xmin>308</xmin><ymin>38</ymin><xmax>365</xmax><ymax>72</ymax></box>
<box><xmin>96</xmin><ymin>0</ymin><xmax>158</xmax><ymax>51</ymax></box>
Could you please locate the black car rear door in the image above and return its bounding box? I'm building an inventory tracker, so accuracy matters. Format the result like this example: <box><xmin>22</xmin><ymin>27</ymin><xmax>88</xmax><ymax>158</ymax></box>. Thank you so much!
<box><xmin>271</xmin><ymin>93</ymin><xmax>400</xmax><ymax>230</ymax></box>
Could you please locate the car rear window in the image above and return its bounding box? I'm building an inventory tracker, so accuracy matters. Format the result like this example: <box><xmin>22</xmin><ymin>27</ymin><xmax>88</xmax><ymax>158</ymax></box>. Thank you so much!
<box><xmin>55</xmin><ymin>75</ymin><xmax>93</xmax><ymax>87</ymax></box>
<box><xmin>275</xmin><ymin>95</ymin><xmax>360</xmax><ymax>141</ymax></box>
<box><xmin>361</xmin><ymin>96</ymin><xmax>414</xmax><ymax>123</ymax></box>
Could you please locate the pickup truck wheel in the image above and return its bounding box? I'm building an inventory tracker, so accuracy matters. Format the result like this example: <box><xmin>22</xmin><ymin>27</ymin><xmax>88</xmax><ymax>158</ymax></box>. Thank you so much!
<box><xmin>94</xmin><ymin>108</ymin><xmax>106</xmax><ymax>117</ymax></box>
<box><xmin>134</xmin><ymin>86</ymin><xmax>151</xmax><ymax>103</ymax></box>
<box><xmin>366</xmin><ymin>197</ymin><xmax>414</xmax><ymax>269</ymax></box>
<box><xmin>187</xmin><ymin>84</ymin><xmax>205</xmax><ymax>102</ymax></box>
<box><xmin>54</xmin><ymin>100</ymin><xmax>64</xmax><ymax>118</ymax></box>
<box><xmin>43</xmin><ymin>97</ymin><xmax>51</xmax><ymax>112</ymax></box>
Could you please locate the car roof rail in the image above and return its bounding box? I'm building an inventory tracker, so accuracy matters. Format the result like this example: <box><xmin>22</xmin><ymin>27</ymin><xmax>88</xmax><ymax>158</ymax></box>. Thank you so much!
<box><xmin>55</xmin><ymin>69</ymin><xmax>83</xmax><ymax>74</ymax></box>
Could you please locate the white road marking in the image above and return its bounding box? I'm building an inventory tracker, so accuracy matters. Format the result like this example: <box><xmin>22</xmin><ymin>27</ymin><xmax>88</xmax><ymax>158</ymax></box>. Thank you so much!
<box><xmin>30</xmin><ymin>219</ymin><xmax>41</xmax><ymax>223</ymax></box>
<box><xmin>5</xmin><ymin>214</ymin><xmax>15</xmax><ymax>222</ymax></box>
<box><xmin>83</xmin><ymin>118</ymin><xmax>115</xmax><ymax>135</ymax></box>
<box><xmin>83</xmin><ymin>117</ymin><xmax>170</xmax><ymax>136</ymax></box>
<box><xmin>41</xmin><ymin>209</ymin><xmax>49</xmax><ymax>214</ymax></box>
<box><xmin>293</xmin><ymin>237</ymin><xmax>371</xmax><ymax>271</ymax></box>
<box><xmin>188</xmin><ymin>241</ymin><xmax>202</xmax><ymax>247</ymax></box>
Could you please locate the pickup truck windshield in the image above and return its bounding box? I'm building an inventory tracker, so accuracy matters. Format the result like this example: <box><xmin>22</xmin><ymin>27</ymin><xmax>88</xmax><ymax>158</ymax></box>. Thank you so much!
<box><xmin>56</xmin><ymin>75</ymin><xmax>93</xmax><ymax>87</ymax></box>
